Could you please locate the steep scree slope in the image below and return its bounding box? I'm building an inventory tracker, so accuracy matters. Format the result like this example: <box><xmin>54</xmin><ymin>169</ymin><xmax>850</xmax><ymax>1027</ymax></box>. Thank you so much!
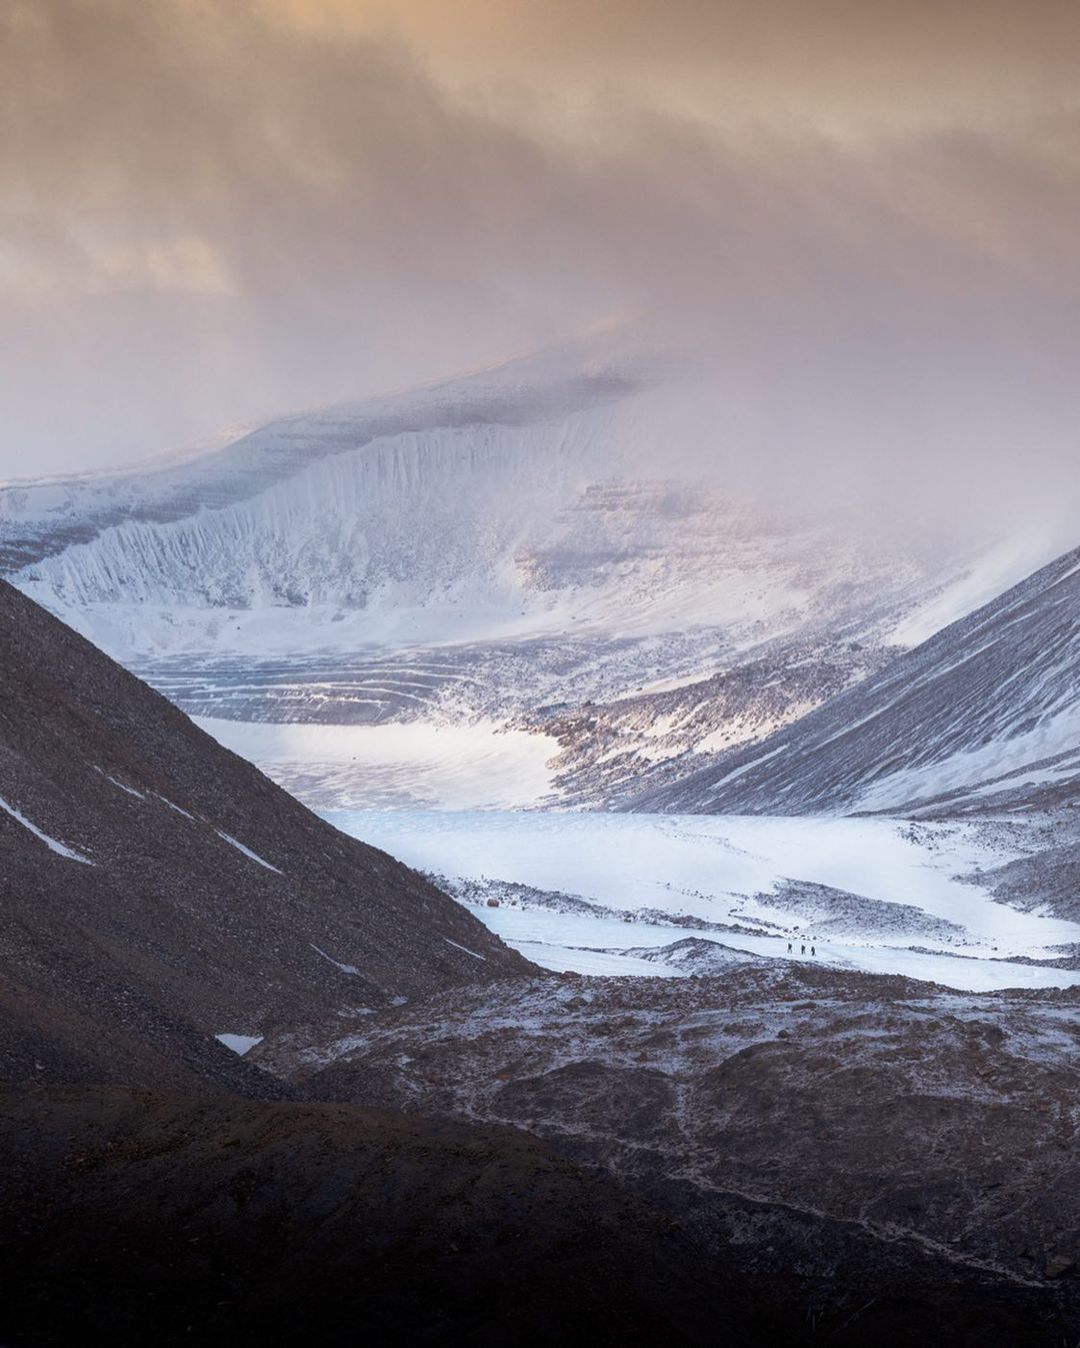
<box><xmin>0</xmin><ymin>580</ymin><xmax>529</xmax><ymax>1091</ymax></box>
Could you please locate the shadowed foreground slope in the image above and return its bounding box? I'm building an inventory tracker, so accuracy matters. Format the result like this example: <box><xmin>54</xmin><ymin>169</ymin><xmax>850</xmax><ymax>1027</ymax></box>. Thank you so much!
<box><xmin>0</xmin><ymin>578</ymin><xmax>530</xmax><ymax>1092</ymax></box>
<box><xmin>0</xmin><ymin>1087</ymin><xmax>732</xmax><ymax>1348</ymax></box>
<box><xmin>4</xmin><ymin>583</ymin><xmax>1079</xmax><ymax>1345</ymax></box>
<box><xmin>2</xmin><ymin>1074</ymin><xmax>1077</xmax><ymax>1348</ymax></box>
<box><xmin>269</xmin><ymin>966</ymin><xmax>1080</xmax><ymax>1345</ymax></box>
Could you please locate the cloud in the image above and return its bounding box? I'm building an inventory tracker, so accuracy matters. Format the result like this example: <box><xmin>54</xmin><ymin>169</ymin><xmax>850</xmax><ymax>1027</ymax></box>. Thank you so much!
<box><xmin>0</xmin><ymin>0</ymin><xmax>1078</xmax><ymax>538</ymax></box>
<box><xmin>259</xmin><ymin>0</ymin><xmax>1080</xmax><ymax>135</ymax></box>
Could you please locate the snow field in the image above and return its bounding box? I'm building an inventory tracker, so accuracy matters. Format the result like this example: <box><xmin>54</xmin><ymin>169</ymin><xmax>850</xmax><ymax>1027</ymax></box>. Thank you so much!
<box><xmin>326</xmin><ymin>809</ymin><xmax>1080</xmax><ymax>992</ymax></box>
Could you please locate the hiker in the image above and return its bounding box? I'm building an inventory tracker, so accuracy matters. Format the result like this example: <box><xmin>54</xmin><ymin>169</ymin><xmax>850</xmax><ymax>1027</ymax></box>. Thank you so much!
<box><xmin>800</xmin><ymin>943</ymin><xmax>805</xmax><ymax>955</ymax></box>
<box><xmin>787</xmin><ymin>941</ymin><xmax>792</xmax><ymax>953</ymax></box>
<box><xmin>811</xmin><ymin>945</ymin><xmax>816</xmax><ymax>957</ymax></box>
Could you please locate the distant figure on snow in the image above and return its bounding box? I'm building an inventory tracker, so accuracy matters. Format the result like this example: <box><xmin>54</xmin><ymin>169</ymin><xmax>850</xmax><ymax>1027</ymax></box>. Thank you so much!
<box><xmin>787</xmin><ymin>942</ymin><xmax>792</xmax><ymax>953</ymax></box>
<box><xmin>811</xmin><ymin>945</ymin><xmax>816</xmax><ymax>957</ymax></box>
<box><xmin>800</xmin><ymin>944</ymin><xmax>806</xmax><ymax>955</ymax></box>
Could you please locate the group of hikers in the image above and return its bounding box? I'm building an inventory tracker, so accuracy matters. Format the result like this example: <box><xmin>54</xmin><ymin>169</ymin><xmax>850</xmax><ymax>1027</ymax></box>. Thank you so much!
<box><xmin>787</xmin><ymin>941</ymin><xmax>816</xmax><ymax>957</ymax></box>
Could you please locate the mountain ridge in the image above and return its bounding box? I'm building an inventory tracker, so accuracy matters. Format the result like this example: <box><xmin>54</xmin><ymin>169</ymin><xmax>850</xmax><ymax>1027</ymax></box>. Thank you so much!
<box><xmin>633</xmin><ymin>539</ymin><xmax>1080</xmax><ymax>816</ymax></box>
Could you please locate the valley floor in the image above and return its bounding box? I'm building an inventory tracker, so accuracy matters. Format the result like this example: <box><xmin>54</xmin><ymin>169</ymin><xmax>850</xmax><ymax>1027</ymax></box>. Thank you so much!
<box><xmin>326</xmin><ymin>809</ymin><xmax>1080</xmax><ymax>992</ymax></box>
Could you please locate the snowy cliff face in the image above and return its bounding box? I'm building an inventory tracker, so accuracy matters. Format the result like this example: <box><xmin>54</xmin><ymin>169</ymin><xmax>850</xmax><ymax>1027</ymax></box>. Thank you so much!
<box><xmin>9</xmin><ymin>386</ymin><xmax>921</xmax><ymax>653</ymax></box>
<box><xmin>0</xmin><ymin>344</ymin><xmax>996</xmax><ymax>808</ymax></box>
<box><xmin>637</xmin><ymin>542</ymin><xmax>1080</xmax><ymax>817</ymax></box>
<box><xmin>0</xmin><ymin>341</ymin><xmax>643</xmax><ymax>571</ymax></box>
<box><xmin>4</xmin><ymin>351</ymin><xmax>658</xmax><ymax>637</ymax></box>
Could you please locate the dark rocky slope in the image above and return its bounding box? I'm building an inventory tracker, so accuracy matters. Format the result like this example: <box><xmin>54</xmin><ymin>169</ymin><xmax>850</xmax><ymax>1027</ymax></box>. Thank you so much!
<box><xmin>0</xmin><ymin>578</ymin><xmax>530</xmax><ymax>1091</ymax></box>
<box><xmin>255</xmin><ymin>965</ymin><xmax>1080</xmax><ymax>1342</ymax></box>
<box><xmin>0</xmin><ymin>1086</ymin><xmax>737</xmax><ymax>1348</ymax></box>
<box><xmin>2</xmin><ymin>1079</ymin><xmax>1074</xmax><ymax>1348</ymax></box>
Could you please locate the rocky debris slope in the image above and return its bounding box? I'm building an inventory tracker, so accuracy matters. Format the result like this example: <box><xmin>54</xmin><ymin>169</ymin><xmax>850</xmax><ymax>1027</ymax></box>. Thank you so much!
<box><xmin>600</xmin><ymin>937</ymin><xmax>772</xmax><ymax>973</ymax></box>
<box><xmin>963</xmin><ymin>818</ymin><xmax>1080</xmax><ymax>928</ymax></box>
<box><xmin>1</xmin><ymin>1069</ymin><xmax>1074</xmax><ymax>1347</ymax></box>
<box><xmin>755</xmin><ymin>880</ymin><xmax>968</xmax><ymax>942</ymax></box>
<box><xmin>637</xmin><ymin>541</ymin><xmax>1080</xmax><ymax>817</ymax></box>
<box><xmin>434</xmin><ymin>874</ymin><xmax>774</xmax><ymax>941</ymax></box>
<box><xmin>256</xmin><ymin>965</ymin><xmax>1080</xmax><ymax>1326</ymax></box>
<box><xmin>0</xmin><ymin>579</ymin><xmax>530</xmax><ymax>1091</ymax></box>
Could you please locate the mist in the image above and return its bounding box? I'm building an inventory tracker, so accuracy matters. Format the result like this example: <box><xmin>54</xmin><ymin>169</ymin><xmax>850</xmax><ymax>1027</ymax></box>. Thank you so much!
<box><xmin>2</xmin><ymin>0</ymin><xmax>1079</xmax><ymax>536</ymax></box>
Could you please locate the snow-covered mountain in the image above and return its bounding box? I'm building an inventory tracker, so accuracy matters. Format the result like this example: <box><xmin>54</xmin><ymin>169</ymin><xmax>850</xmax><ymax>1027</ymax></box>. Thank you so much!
<box><xmin>638</xmin><ymin>541</ymin><xmax>1080</xmax><ymax>817</ymax></box>
<box><xmin>0</xmin><ymin>339</ymin><xmax>1028</xmax><ymax>809</ymax></box>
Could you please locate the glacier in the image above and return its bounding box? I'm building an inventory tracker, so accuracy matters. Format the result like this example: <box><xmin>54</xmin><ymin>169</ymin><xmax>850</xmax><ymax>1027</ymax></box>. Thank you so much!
<box><xmin>1</xmin><ymin>341</ymin><xmax>999</xmax><ymax>811</ymax></box>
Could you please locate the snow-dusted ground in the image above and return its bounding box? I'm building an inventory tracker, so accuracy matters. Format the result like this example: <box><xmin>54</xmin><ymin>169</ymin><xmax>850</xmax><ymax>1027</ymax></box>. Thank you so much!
<box><xmin>325</xmin><ymin>809</ymin><xmax>1080</xmax><ymax>991</ymax></box>
<box><xmin>214</xmin><ymin>829</ymin><xmax>283</xmax><ymax>873</ymax></box>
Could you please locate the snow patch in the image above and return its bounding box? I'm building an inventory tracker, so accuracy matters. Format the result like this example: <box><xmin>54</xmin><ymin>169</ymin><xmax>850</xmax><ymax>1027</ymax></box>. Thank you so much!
<box><xmin>155</xmin><ymin>794</ymin><xmax>195</xmax><ymax>820</ymax></box>
<box><xmin>310</xmin><ymin>943</ymin><xmax>361</xmax><ymax>975</ymax></box>
<box><xmin>443</xmin><ymin>938</ymin><xmax>487</xmax><ymax>962</ymax></box>
<box><xmin>215</xmin><ymin>830</ymin><xmax>282</xmax><ymax>873</ymax></box>
<box><xmin>215</xmin><ymin>1033</ymin><xmax>263</xmax><ymax>1055</ymax></box>
<box><xmin>94</xmin><ymin>767</ymin><xmax>146</xmax><ymax>799</ymax></box>
<box><xmin>0</xmin><ymin>795</ymin><xmax>94</xmax><ymax>865</ymax></box>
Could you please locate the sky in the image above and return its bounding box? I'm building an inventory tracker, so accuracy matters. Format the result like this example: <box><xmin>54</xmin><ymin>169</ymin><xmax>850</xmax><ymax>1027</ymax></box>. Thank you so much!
<box><xmin>2</xmin><ymin>0</ymin><xmax>1079</xmax><ymax>524</ymax></box>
